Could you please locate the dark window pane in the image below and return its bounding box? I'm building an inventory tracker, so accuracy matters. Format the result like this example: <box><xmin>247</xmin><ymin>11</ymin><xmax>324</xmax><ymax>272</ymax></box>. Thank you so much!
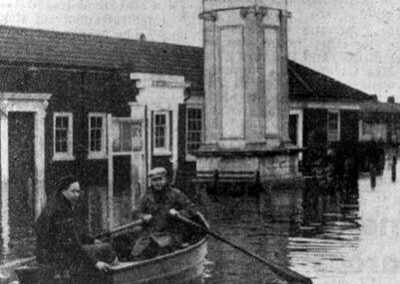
<box><xmin>187</xmin><ymin>108</ymin><xmax>203</xmax><ymax>153</ymax></box>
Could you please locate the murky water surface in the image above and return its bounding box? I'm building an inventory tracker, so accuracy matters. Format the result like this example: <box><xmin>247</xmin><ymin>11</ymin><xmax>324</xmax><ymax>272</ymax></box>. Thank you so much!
<box><xmin>202</xmin><ymin>166</ymin><xmax>399</xmax><ymax>284</ymax></box>
<box><xmin>2</xmin><ymin>166</ymin><xmax>400</xmax><ymax>284</ymax></box>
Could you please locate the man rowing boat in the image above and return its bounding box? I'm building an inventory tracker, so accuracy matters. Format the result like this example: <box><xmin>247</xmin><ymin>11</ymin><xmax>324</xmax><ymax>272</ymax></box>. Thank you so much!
<box><xmin>131</xmin><ymin>167</ymin><xmax>202</xmax><ymax>259</ymax></box>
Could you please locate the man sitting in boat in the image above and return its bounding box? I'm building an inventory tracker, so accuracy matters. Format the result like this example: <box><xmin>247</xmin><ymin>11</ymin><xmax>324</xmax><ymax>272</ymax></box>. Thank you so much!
<box><xmin>131</xmin><ymin>167</ymin><xmax>202</xmax><ymax>260</ymax></box>
<box><xmin>35</xmin><ymin>175</ymin><xmax>118</xmax><ymax>283</ymax></box>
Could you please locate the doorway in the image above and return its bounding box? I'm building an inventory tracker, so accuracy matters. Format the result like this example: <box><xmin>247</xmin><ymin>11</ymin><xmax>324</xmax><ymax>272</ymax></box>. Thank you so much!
<box><xmin>289</xmin><ymin>109</ymin><xmax>303</xmax><ymax>161</ymax></box>
<box><xmin>289</xmin><ymin>113</ymin><xmax>298</xmax><ymax>146</ymax></box>
<box><xmin>0</xmin><ymin>92</ymin><xmax>51</xmax><ymax>254</ymax></box>
<box><xmin>8</xmin><ymin>112</ymin><xmax>35</xmax><ymax>249</ymax></box>
<box><xmin>107</xmin><ymin>115</ymin><xmax>146</xmax><ymax>229</ymax></box>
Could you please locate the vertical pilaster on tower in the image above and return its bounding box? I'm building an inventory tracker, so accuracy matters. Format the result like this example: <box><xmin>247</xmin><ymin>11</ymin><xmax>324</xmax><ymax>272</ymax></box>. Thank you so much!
<box><xmin>200</xmin><ymin>0</ymin><xmax>293</xmax><ymax>152</ymax></box>
<box><xmin>197</xmin><ymin>0</ymin><xmax>300</xmax><ymax>182</ymax></box>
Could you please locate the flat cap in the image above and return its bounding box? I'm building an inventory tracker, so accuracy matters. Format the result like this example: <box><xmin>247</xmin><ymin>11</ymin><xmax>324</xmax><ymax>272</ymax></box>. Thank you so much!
<box><xmin>148</xmin><ymin>167</ymin><xmax>167</xmax><ymax>178</ymax></box>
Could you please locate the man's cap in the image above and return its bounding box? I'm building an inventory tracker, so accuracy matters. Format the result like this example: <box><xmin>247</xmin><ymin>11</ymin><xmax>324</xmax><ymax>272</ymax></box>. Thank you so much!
<box><xmin>148</xmin><ymin>167</ymin><xmax>167</xmax><ymax>178</ymax></box>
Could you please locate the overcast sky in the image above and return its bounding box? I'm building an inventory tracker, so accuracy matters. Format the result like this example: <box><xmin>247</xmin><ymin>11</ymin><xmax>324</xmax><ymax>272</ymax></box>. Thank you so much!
<box><xmin>0</xmin><ymin>0</ymin><xmax>399</xmax><ymax>102</ymax></box>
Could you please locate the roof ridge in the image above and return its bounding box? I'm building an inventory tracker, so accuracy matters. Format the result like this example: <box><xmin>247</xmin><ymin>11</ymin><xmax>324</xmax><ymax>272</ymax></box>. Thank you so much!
<box><xmin>289</xmin><ymin>60</ymin><xmax>368</xmax><ymax>97</ymax></box>
<box><xmin>0</xmin><ymin>24</ymin><xmax>203</xmax><ymax>50</ymax></box>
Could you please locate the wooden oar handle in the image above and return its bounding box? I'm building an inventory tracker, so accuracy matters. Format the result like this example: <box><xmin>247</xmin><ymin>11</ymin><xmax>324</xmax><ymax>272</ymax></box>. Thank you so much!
<box><xmin>169</xmin><ymin>210</ymin><xmax>207</xmax><ymax>231</ymax></box>
<box><xmin>96</xmin><ymin>219</ymin><xmax>144</xmax><ymax>240</ymax></box>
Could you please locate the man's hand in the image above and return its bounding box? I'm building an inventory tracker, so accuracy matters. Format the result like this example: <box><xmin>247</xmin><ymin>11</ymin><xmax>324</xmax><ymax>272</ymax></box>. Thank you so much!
<box><xmin>169</xmin><ymin>208</ymin><xmax>179</xmax><ymax>217</ymax></box>
<box><xmin>142</xmin><ymin>214</ymin><xmax>153</xmax><ymax>224</ymax></box>
<box><xmin>95</xmin><ymin>261</ymin><xmax>111</xmax><ymax>273</ymax></box>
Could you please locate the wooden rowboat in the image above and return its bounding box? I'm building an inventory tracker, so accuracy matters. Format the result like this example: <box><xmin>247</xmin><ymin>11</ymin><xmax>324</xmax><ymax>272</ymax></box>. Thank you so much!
<box><xmin>14</xmin><ymin>219</ymin><xmax>208</xmax><ymax>284</ymax></box>
<box><xmin>108</xmin><ymin>215</ymin><xmax>209</xmax><ymax>284</ymax></box>
<box><xmin>109</xmin><ymin>236</ymin><xmax>208</xmax><ymax>284</ymax></box>
<box><xmin>14</xmin><ymin>236</ymin><xmax>208</xmax><ymax>284</ymax></box>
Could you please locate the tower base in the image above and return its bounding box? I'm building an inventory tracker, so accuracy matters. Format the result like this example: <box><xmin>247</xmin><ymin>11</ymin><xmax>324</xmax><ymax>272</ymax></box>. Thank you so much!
<box><xmin>196</xmin><ymin>143</ymin><xmax>301</xmax><ymax>182</ymax></box>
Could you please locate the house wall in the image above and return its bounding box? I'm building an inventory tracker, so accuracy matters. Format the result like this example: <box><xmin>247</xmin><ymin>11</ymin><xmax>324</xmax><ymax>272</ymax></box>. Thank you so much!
<box><xmin>302</xmin><ymin>108</ymin><xmax>359</xmax><ymax>164</ymax></box>
<box><xmin>303</xmin><ymin>108</ymin><xmax>327</xmax><ymax>164</ymax></box>
<box><xmin>341</xmin><ymin>110</ymin><xmax>359</xmax><ymax>142</ymax></box>
<box><xmin>0</xmin><ymin>63</ymin><xmax>135</xmax><ymax>197</ymax></box>
<box><xmin>360</xmin><ymin>112</ymin><xmax>400</xmax><ymax>143</ymax></box>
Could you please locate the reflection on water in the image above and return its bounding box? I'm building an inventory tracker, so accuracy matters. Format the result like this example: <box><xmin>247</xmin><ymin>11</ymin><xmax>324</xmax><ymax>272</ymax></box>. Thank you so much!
<box><xmin>2</xmin><ymin>164</ymin><xmax>400</xmax><ymax>284</ymax></box>
<box><xmin>291</xmin><ymin>167</ymin><xmax>400</xmax><ymax>284</ymax></box>
<box><xmin>200</xmin><ymin>196</ymin><xmax>290</xmax><ymax>284</ymax></box>
<box><xmin>202</xmin><ymin>164</ymin><xmax>399</xmax><ymax>284</ymax></box>
<box><xmin>289</xmin><ymin>215</ymin><xmax>361</xmax><ymax>283</ymax></box>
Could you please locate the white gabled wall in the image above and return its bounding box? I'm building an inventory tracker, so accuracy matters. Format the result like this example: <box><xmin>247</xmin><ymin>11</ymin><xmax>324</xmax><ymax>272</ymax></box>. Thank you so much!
<box><xmin>130</xmin><ymin>73</ymin><xmax>189</xmax><ymax>178</ymax></box>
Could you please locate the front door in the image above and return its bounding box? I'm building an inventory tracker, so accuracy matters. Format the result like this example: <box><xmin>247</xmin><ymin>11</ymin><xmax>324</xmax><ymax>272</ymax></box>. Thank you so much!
<box><xmin>8</xmin><ymin>112</ymin><xmax>35</xmax><ymax>246</ymax></box>
<box><xmin>108</xmin><ymin>116</ymin><xmax>146</xmax><ymax>228</ymax></box>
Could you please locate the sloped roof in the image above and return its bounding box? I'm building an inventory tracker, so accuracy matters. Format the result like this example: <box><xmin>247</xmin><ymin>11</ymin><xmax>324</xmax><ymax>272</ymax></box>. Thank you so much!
<box><xmin>0</xmin><ymin>25</ymin><xmax>203</xmax><ymax>90</ymax></box>
<box><xmin>288</xmin><ymin>61</ymin><xmax>372</xmax><ymax>102</ymax></box>
<box><xmin>0</xmin><ymin>25</ymin><xmax>372</xmax><ymax>101</ymax></box>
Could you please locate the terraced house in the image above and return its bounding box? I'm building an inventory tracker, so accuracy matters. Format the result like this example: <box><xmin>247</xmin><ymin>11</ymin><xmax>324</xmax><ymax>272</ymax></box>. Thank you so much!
<box><xmin>0</xmin><ymin>25</ymin><xmax>377</xmax><ymax>255</ymax></box>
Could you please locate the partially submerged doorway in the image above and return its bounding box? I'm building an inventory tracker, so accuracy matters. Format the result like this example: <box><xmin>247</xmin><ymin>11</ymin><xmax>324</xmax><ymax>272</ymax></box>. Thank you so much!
<box><xmin>0</xmin><ymin>92</ymin><xmax>51</xmax><ymax>254</ymax></box>
<box><xmin>8</xmin><ymin>112</ymin><xmax>35</xmax><ymax>254</ymax></box>
<box><xmin>107</xmin><ymin>115</ymin><xmax>146</xmax><ymax>229</ymax></box>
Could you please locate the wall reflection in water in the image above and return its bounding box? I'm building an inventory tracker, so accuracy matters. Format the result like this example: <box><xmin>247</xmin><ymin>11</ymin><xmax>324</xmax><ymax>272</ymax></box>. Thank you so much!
<box><xmin>2</xmin><ymin>164</ymin><xmax>400</xmax><ymax>284</ymax></box>
<box><xmin>199</xmin><ymin>161</ymin><xmax>400</xmax><ymax>284</ymax></box>
<box><xmin>291</xmin><ymin>167</ymin><xmax>400</xmax><ymax>284</ymax></box>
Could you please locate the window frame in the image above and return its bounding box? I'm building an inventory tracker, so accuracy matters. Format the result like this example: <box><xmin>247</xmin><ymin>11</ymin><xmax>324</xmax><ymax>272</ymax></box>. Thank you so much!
<box><xmin>88</xmin><ymin>112</ymin><xmax>107</xmax><ymax>159</ymax></box>
<box><xmin>53</xmin><ymin>112</ymin><xmax>74</xmax><ymax>161</ymax></box>
<box><xmin>186</xmin><ymin>105</ymin><xmax>203</xmax><ymax>161</ymax></box>
<box><xmin>153</xmin><ymin>110</ymin><xmax>171</xmax><ymax>156</ymax></box>
<box><xmin>327</xmin><ymin>110</ymin><xmax>340</xmax><ymax>143</ymax></box>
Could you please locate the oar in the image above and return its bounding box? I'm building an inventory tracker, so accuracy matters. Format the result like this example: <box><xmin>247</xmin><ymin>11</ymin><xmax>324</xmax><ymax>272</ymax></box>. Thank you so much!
<box><xmin>169</xmin><ymin>210</ymin><xmax>312</xmax><ymax>284</ymax></box>
<box><xmin>96</xmin><ymin>219</ymin><xmax>144</xmax><ymax>240</ymax></box>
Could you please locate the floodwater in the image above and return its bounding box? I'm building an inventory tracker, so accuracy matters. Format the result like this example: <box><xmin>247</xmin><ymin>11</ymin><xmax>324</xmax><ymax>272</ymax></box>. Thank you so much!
<box><xmin>1</xmin><ymin>162</ymin><xmax>400</xmax><ymax>284</ymax></box>
<box><xmin>202</xmin><ymin>163</ymin><xmax>400</xmax><ymax>284</ymax></box>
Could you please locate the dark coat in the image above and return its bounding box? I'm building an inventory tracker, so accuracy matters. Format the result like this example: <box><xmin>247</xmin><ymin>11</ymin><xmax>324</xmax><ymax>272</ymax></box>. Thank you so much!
<box><xmin>130</xmin><ymin>186</ymin><xmax>199</xmax><ymax>258</ymax></box>
<box><xmin>132</xmin><ymin>186</ymin><xmax>197</xmax><ymax>233</ymax></box>
<box><xmin>35</xmin><ymin>192</ymin><xmax>96</xmax><ymax>267</ymax></box>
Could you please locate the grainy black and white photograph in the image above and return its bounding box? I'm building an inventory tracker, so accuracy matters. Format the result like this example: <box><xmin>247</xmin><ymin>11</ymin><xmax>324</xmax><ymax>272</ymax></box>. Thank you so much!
<box><xmin>0</xmin><ymin>0</ymin><xmax>398</xmax><ymax>283</ymax></box>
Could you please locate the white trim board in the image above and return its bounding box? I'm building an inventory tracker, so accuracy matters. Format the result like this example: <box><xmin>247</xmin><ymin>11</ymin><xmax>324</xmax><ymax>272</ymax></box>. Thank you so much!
<box><xmin>290</xmin><ymin>101</ymin><xmax>360</xmax><ymax>110</ymax></box>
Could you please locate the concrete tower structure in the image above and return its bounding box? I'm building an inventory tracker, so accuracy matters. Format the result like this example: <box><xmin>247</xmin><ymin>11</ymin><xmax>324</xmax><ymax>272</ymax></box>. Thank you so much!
<box><xmin>197</xmin><ymin>0</ymin><xmax>301</xmax><ymax>183</ymax></box>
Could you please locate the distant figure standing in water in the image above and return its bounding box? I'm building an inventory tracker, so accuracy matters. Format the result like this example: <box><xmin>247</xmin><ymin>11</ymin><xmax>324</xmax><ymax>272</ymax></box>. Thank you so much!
<box><xmin>131</xmin><ymin>167</ymin><xmax>201</xmax><ymax>259</ymax></box>
<box><xmin>35</xmin><ymin>175</ymin><xmax>117</xmax><ymax>283</ymax></box>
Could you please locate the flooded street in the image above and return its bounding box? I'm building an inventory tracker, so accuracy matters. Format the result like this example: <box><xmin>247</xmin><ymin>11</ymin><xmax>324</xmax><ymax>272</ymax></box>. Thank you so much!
<box><xmin>200</xmin><ymin>196</ymin><xmax>290</xmax><ymax>284</ymax></box>
<box><xmin>290</xmin><ymin>168</ymin><xmax>400</xmax><ymax>284</ymax></box>
<box><xmin>202</xmin><ymin>165</ymin><xmax>400</xmax><ymax>284</ymax></box>
<box><xmin>1</xmin><ymin>165</ymin><xmax>400</xmax><ymax>284</ymax></box>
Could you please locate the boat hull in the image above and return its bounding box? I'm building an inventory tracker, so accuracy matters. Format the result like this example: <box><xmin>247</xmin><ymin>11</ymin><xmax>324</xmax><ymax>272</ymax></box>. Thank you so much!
<box><xmin>110</xmin><ymin>237</ymin><xmax>208</xmax><ymax>284</ymax></box>
<box><xmin>13</xmin><ymin>237</ymin><xmax>208</xmax><ymax>284</ymax></box>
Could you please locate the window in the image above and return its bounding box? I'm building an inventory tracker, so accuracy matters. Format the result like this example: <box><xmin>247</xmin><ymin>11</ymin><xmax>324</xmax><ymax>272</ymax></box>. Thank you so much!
<box><xmin>327</xmin><ymin>111</ymin><xmax>340</xmax><ymax>142</ymax></box>
<box><xmin>88</xmin><ymin>113</ymin><xmax>107</xmax><ymax>159</ymax></box>
<box><xmin>112</xmin><ymin>119</ymin><xmax>143</xmax><ymax>153</ymax></box>
<box><xmin>153</xmin><ymin>111</ymin><xmax>170</xmax><ymax>155</ymax></box>
<box><xmin>187</xmin><ymin>107</ymin><xmax>203</xmax><ymax>155</ymax></box>
<box><xmin>361</xmin><ymin>122</ymin><xmax>387</xmax><ymax>141</ymax></box>
<box><xmin>53</xmin><ymin>112</ymin><xmax>74</xmax><ymax>161</ymax></box>
<box><xmin>361</xmin><ymin>121</ymin><xmax>373</xmax><ymax>137</ymax></box>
